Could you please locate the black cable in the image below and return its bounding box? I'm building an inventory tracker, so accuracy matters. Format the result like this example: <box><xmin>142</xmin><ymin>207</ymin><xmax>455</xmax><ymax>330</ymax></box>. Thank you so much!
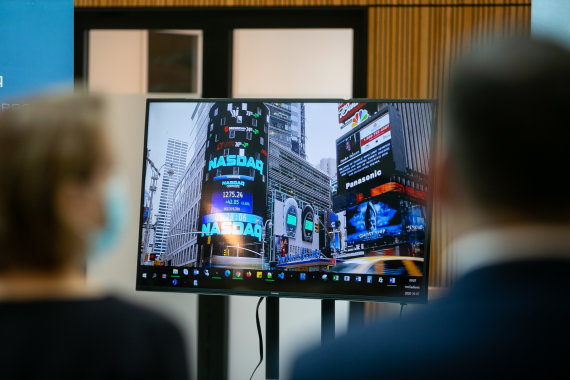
<box><xmin>400</xmin><ymin>303</ymin><xmax>406</xmax><ymax>319</ymax></box>
<box><xmin>250</xmin><ymin>297</ymin><xmax>265</xmax><ymax>380</ymax></box>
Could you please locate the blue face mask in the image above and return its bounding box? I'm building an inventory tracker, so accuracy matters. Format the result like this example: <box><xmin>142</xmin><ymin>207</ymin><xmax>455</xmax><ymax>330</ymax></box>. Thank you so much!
<box><xmin>88</xmin><ymin>176</ymin><xmax>127</xmax><ymax>260</ymax></box>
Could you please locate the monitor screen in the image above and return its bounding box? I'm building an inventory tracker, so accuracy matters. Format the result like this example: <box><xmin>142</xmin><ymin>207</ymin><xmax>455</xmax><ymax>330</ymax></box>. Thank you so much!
<box><xmin>136</xmin><ymin>99</ymin><xmax>435</xmax><ymax>302</ymax></box>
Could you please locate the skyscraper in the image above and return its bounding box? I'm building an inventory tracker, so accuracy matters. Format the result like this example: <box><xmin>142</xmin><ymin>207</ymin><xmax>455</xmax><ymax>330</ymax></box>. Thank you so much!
<box><xmin>316</xmin><ymin>157</ymin><xmax>336</xmax><ymax>178</ymax></box>
<box><xmin>153</xmin><ymin>138</ymin><xmax>188</xmax><ymax>257</ymax></box>
<box><xmin>267</xmin><ymin>103</ymin><xmax>306</xmax><ymax>159</ymax></box>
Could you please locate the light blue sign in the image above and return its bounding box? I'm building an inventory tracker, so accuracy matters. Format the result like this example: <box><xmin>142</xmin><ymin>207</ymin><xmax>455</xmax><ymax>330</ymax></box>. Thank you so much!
<box><xmin>201</xmin><ymin>213</ymin><xmax>264</xmax><ymax>242</ymax></box>
<box><xmin>0</xmin><ymin>0</ymin><xmax>73</xmax><ymax>103</ymax></box>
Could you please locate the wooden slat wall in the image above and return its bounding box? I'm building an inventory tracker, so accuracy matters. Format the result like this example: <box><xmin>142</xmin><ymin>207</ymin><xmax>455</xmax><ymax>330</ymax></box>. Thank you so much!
<box><xmin>75</xmin><ymin>0</ymin><xmax>531</xmax><ymax>7</ymax></box>
<box><xmin>367</xmin><ymin>4</ymin><xmax>531</xmax><ymax>99</ymax></box>
<box><xmin>74</xmin><ymin>0</ymin><xmax>531</xmax><ymax>297</ymax></box>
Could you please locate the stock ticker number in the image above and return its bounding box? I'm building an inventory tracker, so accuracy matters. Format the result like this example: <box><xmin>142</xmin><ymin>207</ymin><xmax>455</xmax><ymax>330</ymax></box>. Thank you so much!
<box><xmin>222</xmin><ymin>191</ymin><xmax>244</xmax><ymax>199</ymax></box>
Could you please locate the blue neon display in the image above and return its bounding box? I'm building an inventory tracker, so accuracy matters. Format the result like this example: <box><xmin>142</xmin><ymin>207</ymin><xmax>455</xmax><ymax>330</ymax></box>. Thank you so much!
<box><xmin>208</xmin><ymin>155</ymin><xmax>264</xmax><ymax>175</ymax></box>
<box><xmin>346</xmin><ymin>199</ymin><xmax>402</xmax><ymax>244</ymax></box>
<box><xmin>211</xmin><ymin>191</ymin><xmax>253</xmax><ymax>214</ymax></box>
<box><xmin>201</xmin><ymin>212</ymin><xmax>263</xmax><ymax>242</ymax></box>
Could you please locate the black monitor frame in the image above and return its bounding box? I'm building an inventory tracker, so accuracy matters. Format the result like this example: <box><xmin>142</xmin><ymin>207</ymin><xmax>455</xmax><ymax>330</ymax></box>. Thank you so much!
<box><xmin>136</xmin><ymin>98</ymin><xmax>436</xmax><ymax>304</ymax></box>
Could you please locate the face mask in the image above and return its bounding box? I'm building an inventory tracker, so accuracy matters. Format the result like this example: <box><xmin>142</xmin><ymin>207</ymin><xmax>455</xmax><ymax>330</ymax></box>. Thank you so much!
<box><xmin>88</xmin><ymin>176</ymin><xmax>128</xmax><ymax>260</ymax></box>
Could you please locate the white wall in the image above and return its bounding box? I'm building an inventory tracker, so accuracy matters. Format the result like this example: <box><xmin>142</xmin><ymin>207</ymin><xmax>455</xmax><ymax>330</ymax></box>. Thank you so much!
<box><xmin>89</xmin><ymin>30</ymin><xmax>148</xmax><ymax>94</ymax></box>
<box><xmin>233</xmin><ymin>29</ymin><xmax>353</xmax><ymax>98</ymax></box>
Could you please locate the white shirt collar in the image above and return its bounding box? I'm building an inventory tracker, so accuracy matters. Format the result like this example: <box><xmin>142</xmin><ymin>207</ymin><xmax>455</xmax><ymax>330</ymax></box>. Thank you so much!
<box><xmin>450</xmin><ymin>225</ymin><xmax>570</xmax><ymax>278</ymax></box>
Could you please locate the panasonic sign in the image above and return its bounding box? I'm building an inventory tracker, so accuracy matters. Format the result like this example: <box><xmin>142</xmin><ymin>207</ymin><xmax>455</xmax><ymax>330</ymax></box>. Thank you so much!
<box><xmin>345</xmin><ymin>169</ymin><xmax>383</xmax><ymax>190</ymax></box>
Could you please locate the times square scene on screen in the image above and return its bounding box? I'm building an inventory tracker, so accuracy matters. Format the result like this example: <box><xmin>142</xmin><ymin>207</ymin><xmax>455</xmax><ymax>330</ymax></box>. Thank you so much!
<box><xmin>138</xmin><ymin>100</ymin><xmax>434</xmax><ymax>299</ymax></box>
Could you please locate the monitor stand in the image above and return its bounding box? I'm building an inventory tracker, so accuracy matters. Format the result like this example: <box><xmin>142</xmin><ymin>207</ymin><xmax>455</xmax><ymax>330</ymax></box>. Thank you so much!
<box><xmin>321</xmin><ymin>298</ymin><xmax>336</xmax><ymax>344</ymax></box>
<box><xmin>198</xmin><ymin>294</ymin><xmax>229</xmax><ymax>380</ymax></box>
<box><xmin>265</xmin><ymin>297</ymin><xmax>338</xmax><ymax>380</ymax></box>
<box><xmin>266</xmin><ymin>296</ymin><xmax>279</xmax><ymax>380</ymax></box>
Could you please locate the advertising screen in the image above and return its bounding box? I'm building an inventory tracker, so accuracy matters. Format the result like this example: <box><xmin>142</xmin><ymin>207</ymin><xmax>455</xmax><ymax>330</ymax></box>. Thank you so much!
<box><xmin>336</xmin><ymin>106</ymin><xmax>406</xmax><ymax>197</ymax></box>
<box><xmin>274</xmin><ymin>236</ymin><xmax>289</xmax><ymax>258</ymax></box>
<box><xmin>199</xmin><ymin>102</ymin><xmax>269</xmax><ymax>268</ymax></box>
<box><xmin>137</xmin><ymin>99</ymin><xmax>435</xmax><ymax>303</ymax></box>
<box><xmin>345</xmin><ymin>196</ymin><xmax>402</xmax><ymax>245</ymax></box>
<box><xmin>287</xmin><ymin>214</ymin><xmax>297</xmax><ymax>226</ymax></box>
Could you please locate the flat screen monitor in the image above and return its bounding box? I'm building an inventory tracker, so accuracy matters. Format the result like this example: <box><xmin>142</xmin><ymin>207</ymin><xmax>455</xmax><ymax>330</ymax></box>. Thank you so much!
<box><xmin>136</xmin><ymin>99</ymin><xmax>435</xmax><ymax>303</ymax></box>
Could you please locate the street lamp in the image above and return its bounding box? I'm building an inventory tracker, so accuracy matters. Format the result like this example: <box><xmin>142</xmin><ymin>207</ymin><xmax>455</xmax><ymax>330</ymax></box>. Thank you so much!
<box><xmin>260</xmin><ymin>219</ymin><xmax>273</xmax><ymax>264</ymax></box>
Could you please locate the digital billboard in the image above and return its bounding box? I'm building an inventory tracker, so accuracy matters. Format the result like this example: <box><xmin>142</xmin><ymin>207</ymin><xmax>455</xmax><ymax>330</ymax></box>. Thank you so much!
<box><xmin>345</xmin><ymin>196</ymin><xmax>402</xmax><ymax>245</ymax></box>
<box><xmin>285</xmin><ymin>201</ymin><xmax>298</xmax><ymax>238</ymax></box>
<box><xmin>274</xmin><ymin>236</ymin><xmax>289</xmax><ymax>258</ymax></box>
<box><xmin>336</xmin><ymin>106</ymin><xmax>406</xmax><ymax>197</ymax></box>
<box><xmin>200</xmin><ymin>102</ymin><xmax>269</xmax><ymax>266</ymax></box>
<box><xmin>337</xmin><ymin>102</ymin><xmax>381</xmax><ymax>131</ymax></box>
<box><xmin>301</xmin><ymin>205</ymin><xmax>314</xmax><ymax>243</ymax></box>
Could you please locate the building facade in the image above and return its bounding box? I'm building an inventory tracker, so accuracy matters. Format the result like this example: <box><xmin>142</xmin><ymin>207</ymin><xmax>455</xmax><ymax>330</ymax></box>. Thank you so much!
<box><xmin>164</xmin><ymin>102</ymin><xmax>211</xmax><ymax>266</ymax></box>
<box><xmin>164</xmin><ymin>147</ymin><xmax>205</xmax><ymax>266</ymax></box>
<box><xmin>316</xmin><ymin>157</ymin><xmax>336</xmax><ymax>178</ymax></box>
<box><xmin>153</xmin><ymin>138</ymin><xmax>188</xmax><ymax>257</ymax></box>
<box><xmin>267</xmin><ymin>140</ymin><xmax>332</xmax><ymax>257</ymax></box>
<box><xmin>267</xmin><ymin>102</ymin><xmax>306</xmax><ymax>159</ymax></box>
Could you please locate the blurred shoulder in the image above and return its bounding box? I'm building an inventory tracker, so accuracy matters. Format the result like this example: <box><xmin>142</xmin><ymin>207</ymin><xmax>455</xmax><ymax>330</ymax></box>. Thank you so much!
<box><xmin>85</xmin><ymin>295</ymin><xmax>180</xmax><ymax>330</ymax></box>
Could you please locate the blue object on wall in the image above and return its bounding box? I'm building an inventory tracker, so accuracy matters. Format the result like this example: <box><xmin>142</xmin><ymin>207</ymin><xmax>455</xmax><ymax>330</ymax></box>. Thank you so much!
<box><xmin>0</xmin><ymin>0</ymin><xmax>73</xmax><ymax>103</ymax></box>
<box><xmin>532</xmin><ymin>0</ymin><xmax>570</xmax><ymax>47</ymax></box>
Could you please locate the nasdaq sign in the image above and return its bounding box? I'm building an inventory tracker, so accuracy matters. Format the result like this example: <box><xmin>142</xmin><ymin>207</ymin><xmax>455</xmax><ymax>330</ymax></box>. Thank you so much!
<box><xmin>200</xmin><ymin>102</ymin><xmax>269</xmax><ymax>257</ymax></box>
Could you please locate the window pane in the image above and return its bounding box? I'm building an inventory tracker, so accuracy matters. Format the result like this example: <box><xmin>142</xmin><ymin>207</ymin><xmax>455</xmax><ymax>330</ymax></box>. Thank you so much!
<box><xmin>148</xmin><ymin>31</ymin><xmax>201</xmax><ymax>93</ymax></box>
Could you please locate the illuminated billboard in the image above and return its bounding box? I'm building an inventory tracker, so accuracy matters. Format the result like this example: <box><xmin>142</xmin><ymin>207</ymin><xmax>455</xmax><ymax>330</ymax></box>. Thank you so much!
<box><xmin>336</xmin><ymin>105</ymin><xmax>406</xmax><ymax>197</ymax></box>
<box><xmin>301</xmin><ymin>205</ymin><xmax>314</xmax><ymax>243</ymax></box>
<box><xmin>200</xmin><ymin>102</ymin><xmax>269</xmax><ymax>261</ymax></box>
<box><xmin>345</xmin><ymin>196</ymin><xmax>403</xmax><ymax>245</ymax></box>
<box><xmin>337</xmin><ymin>102</ymin><xmax>380</xmax><ymax>130</ymax></box>
<box><xmin>345</xmin><ymin>189</ymin><xmax>427</xmax><ymax>247</ymax></box>
<box><xmin>283</xmin><ymin>198</ymin><xmax>298</xmax><ymax>239</ymax></box>
<box><xmin>274</xmin><ymin>236</ymin><xmax>289</xmax><ymax>258</ymax></box>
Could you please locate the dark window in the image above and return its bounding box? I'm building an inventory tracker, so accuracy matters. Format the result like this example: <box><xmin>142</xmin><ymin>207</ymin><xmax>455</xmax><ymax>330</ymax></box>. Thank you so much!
<box><xmin>147</xmin><ymin>31</ymin><xmax>199</xmax><ymax>93</ymax></box>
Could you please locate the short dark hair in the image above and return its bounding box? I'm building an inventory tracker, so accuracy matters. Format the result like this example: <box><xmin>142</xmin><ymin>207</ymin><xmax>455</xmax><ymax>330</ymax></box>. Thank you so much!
<box><xmin>0</xmin><ymin>95</ymin><xmax>107</xmax><ymax>274</ymax></box>
<box><xmin>446</xmin><ymin>38</ymin><xmax>570</xmax><ymax>222</ymax></box>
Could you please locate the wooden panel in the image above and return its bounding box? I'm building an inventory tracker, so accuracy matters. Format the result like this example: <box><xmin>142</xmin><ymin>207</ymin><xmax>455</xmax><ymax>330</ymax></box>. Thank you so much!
<box><xmin>367</xmin><ymin>5</ymin><xmax>531</xmax><ymax>99</ymax></box>
<box><xmin>75</xmin><ymin>0</ymin><xmax>531</xmax><ymax>7</ymax></box>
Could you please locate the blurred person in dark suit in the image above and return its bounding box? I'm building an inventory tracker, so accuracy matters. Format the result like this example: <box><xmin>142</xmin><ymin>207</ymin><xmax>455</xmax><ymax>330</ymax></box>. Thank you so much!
<box><xmin>291</xmin><ymin>38</ymin><xmax>570</xmax><ymax>379</ymax></box>
<box><xmin>0</xmin><ymin>95</ymin><xmax>190</xmax><ymax>380</ymax></box>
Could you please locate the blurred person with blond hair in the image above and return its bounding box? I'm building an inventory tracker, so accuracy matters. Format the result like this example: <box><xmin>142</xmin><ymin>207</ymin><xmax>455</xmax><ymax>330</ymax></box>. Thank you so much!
<box><xmin>0</xmin><ymin>96</ymin><xmax>189</xmax><ymax>379</ymax></box>
<box><xmin>291</xmin><ymin>38</ymin><xmax>570</xmax><ymax>379</ymax></box>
